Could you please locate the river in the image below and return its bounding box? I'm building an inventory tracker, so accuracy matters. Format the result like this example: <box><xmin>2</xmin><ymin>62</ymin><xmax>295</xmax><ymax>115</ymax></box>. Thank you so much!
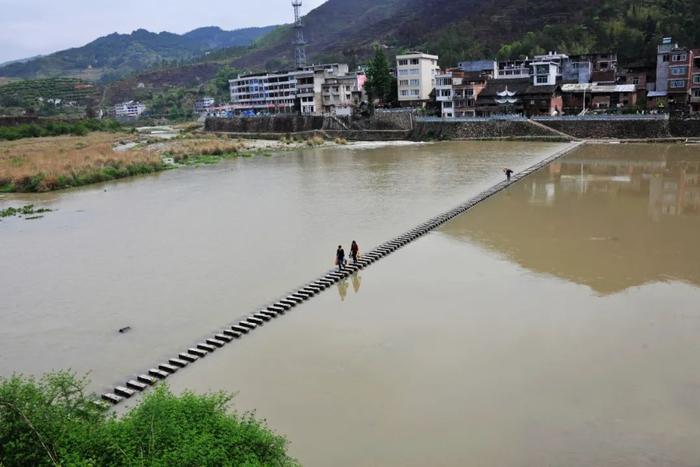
<box><xmin>0</xmin><ymin>140</ymin><xmax>565</xmax><ymax>388</ymax></box>
<box><xmin>131</xmin><ymin>142</ymin><xmax>700</xmax><ymax>466</ymax></box>
<box><xmin>3</xmin><ymin>141</ymin><xmax>699</xmax><ymax>466</ymax></box>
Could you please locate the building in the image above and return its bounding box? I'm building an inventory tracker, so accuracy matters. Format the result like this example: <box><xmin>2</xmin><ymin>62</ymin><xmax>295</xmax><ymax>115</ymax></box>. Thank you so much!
<box><xmin>113</xmin><ymin>101</ymin><xmax>146</xmax><ymax>119</ymax></box>
<box><xmin>562</xmin><ymin>59</ymin><xmax>593</xmax><ymax>84</ymax></box>
<box><xmin>396</xmin><ymin>52</ymin><xmax>440</xmax><ymax>106</ymax></box>
<box><xmin>321</xmin><ymin>73</ymin><xmax>365</xmax><ymax>115</ymax></box>
<box><xmin>194</xmin><ymin>97</ymin><xmax>215</xmax><ymax>114</ymax></box>
<box><xmin>618</xmin><ymin>64</ymin><xmax>655</xmax><ymax>108</ymax></box>
<box><xmin>229</xmin><ymin>71</ymin><xmax>299</xmax><ymax>115</ymax></box>
<box><xmin>560</xmin><ymin>84</ymin><xmax>638</xmax><ymax>113</ymax></box>
<box><xmin>656</xmin><ymin>37</ymin><xmax>693</xmax><ymax>111</ymax></box>
<box><xmin>458</xmin><ymin>60</ymin><xmax>496</xmax><ymax>77</ymax></box>
<box><xmin>494</xmin><ymin>59</ymin><xmax>531</xmax><ymax>80</ymax></box>
<box><xmin>476</xmin><ymin>78</ymin><xmax>562</xmax><ymax>116</ymax></box>
<box><xmin>692</xmin><ymin>49</ymin><xmax>700</xmax><ymax>113</ymax></box>
<box><xmin>229</xmin><ymin>64</ymin><xmax>363</xmax><ymax>116</ymax></box>
<box><xmin>435</xmin><ymin>70</ymin><xmax>487</xmax><ymax>118</ymax></box>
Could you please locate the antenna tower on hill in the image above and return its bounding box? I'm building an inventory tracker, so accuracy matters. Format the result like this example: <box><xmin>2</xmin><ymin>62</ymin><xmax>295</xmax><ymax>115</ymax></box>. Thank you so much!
<box><xmin>292</xmin><ymin>0</ymin><xmax>307</xmax><ymax>68</ymax></box>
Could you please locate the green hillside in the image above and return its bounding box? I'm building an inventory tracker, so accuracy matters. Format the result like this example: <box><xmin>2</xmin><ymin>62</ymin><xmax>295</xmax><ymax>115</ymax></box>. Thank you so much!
<box><xmin>0</xmin><ymin>26</ymin><xmax>276</xmax><ymax>82</ymax></box>
<box><xmin>231</xmin><ymin>0</ymin><xmax>700</xmax><ymax>70</ymax></box>
<box><xmin>0</xmin><ymin>78</ymin><xmax>101</xmax><ymax>116</ymax></box>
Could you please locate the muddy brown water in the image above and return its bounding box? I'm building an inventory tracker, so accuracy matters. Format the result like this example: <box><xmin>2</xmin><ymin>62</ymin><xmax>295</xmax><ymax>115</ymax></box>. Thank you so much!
<box><xmin>0</xmin><ymin>141</ymin><xmax>566</xmax><ymax>389</ymax></box>
<box><xmin>116</xmin><ymin>143</ymin><xmax>700</xmax><ymax>466</ymax></box>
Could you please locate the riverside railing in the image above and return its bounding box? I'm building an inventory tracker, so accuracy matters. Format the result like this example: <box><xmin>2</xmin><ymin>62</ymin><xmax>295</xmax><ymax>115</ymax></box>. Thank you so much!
<box><xmin>416</xmin><ymin>114</ymin><xmax>528</xmax><ymax>123</ymax></box>
<box><xmin>531</xmin><ymin>114</ymin><xmax>669</xmax><ymax>122</ymax></box>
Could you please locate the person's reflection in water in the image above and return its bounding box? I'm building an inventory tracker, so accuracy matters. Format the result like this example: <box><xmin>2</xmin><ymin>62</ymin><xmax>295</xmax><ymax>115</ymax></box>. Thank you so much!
<box><xmin>337</xmin><ymin>278</ymin><xmax>349</xmax><ymax>302</ymax></box>
<box><xmin>351</xmin><ymin>273</ymin><xmax>362</xmax><ymax>294</ymax></box>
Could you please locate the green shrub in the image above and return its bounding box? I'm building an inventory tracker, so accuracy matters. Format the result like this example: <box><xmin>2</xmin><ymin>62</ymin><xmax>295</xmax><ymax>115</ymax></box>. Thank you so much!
<box><xmin>0</xmin><ymin>119</ymin><xmax>123</xmax><ymax>141</ymax></box>
<box><xmin>0</xmin><ymin>372</ymin><xmax>297</xmax><ymax>466</ymax></box>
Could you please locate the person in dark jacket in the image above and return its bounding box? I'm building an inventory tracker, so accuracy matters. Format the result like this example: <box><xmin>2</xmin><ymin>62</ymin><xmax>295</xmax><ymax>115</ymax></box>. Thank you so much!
<box><xmin>336</xmin><ymin>245</ymin><xmax>346</xmax><ymax>271</ymax></box>
<box><xmin>350</xmin><ymin>240</ymin><xmax>359</xmax><ymax>264</ymax></box>
<box><xmin>504</xmin><ymin>168</ymin><xmax>514</xmax><ymax>181</ymax></box>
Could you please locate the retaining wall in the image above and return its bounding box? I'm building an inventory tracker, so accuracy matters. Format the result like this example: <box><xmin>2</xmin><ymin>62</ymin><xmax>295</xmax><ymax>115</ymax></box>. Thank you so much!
<box><xmin>669</xmin><ymin>119</ymin><xmax>700</xmax><ymax>138</ymax></box>
<box><xmin>206</xmin><ymin>116</ymin><xmax>700</xmax><ymax>140</ymax></box>
<box><xmin>410</xmin><ymin>120</ymin><xmax>561</xmax><ymax>140</ymax></box>
<box><xmin>538</xmin><ymin>119</ymin><xmax>671</xmax><ymax>139</ymax></box>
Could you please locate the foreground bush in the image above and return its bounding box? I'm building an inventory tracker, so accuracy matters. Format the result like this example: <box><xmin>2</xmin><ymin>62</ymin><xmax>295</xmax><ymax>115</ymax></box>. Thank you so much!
<box><xmin>0</xmin><ymin>372</ymin><xmax>297</xmax><ymax>466</ymax></box>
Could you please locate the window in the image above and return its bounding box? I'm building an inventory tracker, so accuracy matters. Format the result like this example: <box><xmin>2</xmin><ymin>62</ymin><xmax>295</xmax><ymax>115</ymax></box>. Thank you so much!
<box><xmin>632</xmin><ymin>77</ymin><xmax>640</xmax><ymax>85</ymax></box>
<box><xmin>398</xmin><ymin>69</ymin><xmax>409</xmax><ymax>76</ymax></box>
<box><xmin>398</xmin><ymin>59</ymin><xmax>408</xmax><ymax>66</ymax></box>
<box><xmin>672</xmin><ymin>53</ymin><xmax>687</xmax><ymax>62</ymax></box>
<box><xmin>671</xmin><ymin>66</ymin><xmax>688</xmax><ymax>75</ymax></box>
<box><xmin>663</xmin><ymin>54</ymin><xmax>670</xmax><ymax>62</ymax></box>
<box><xmin>536</xmin><ymin>76</ymin><xmax>549</xmax><ymax>84</ymax></box>
<box><xmin>399</xmin><ymin>80</ymin><xmax>409</xmax><ymax>86</ymax></box>
<box><xmin>693</xmin><ymin>89</ymin><xmax>700</xmax><ymax>97</ymax></box>
<box><xmin>411</xmin><ymin>89</ymin><xmax>420</xmax><ymax>96</ymax></box>
<box><xmin>693</xmin><ymin>74</ymin><xmax>700</xmax><ymax>85</ymax></box>
<box><xmin>443</xmin><ymin>102</ymin><xmax>453</xmax><ymax>108</ymax></box>
<box><xmin>410</xmin><ymin>68</ymin><xmax>420</xmax><ymax>75</ymax></box>
<box><xmin>410</xmin><ymin>79</ymin><xmax>420</xmax><ymax>86</ymax></box>
<box><xmin>400</xmin><ymin>90</ymin><xmax>409</xmax><ymax>96</ymax></box>
<box><xmin>410</xmin><ymin>59</ymin><xmax>419</xmax><ymax>65</ymax></box>
<box><xmin>670</xmin><ymin>80</ymin><xmax>686</xmax><ymax>89</ymax></box>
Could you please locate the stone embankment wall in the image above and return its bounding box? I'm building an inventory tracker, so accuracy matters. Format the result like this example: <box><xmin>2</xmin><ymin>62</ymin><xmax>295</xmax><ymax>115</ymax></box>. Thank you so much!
<box><xmin>206</xmin><ymin>116</ymin><xmax>700</xmax><ymax>140</ymax></box>
<box><xmin>538</xmin><ymin>119</ymin><xmax>671</xmax><ymax>139</ymax></box>
<box><xmin>669</xmin><ymin>118</ymin><xmax>700</xmax><ymax>138</ymax></box>
<box><xmin>410</xmin><ymin>120</ymin><xmax>562</xmax><ymax>140</ymax></box>
<box><xmin>206</xmin><ymin>116</ymin><xmax>325</xmax><ymax>134</ymax></box>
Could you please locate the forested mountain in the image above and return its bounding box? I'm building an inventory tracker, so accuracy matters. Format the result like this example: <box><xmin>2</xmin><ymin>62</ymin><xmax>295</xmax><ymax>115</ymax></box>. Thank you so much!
<box><xmin>232</xmin><ymin>0</ymin><xmax>700</xmax><ymax>70</ymax></box>
<box><xmin>0</xmin><ymin>26</ymin><xmax>276</xmax><ymax>82</ymax></box>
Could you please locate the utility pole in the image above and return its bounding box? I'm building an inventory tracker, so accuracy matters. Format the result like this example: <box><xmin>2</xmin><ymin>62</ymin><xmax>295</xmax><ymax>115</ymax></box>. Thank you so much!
<box><xmin>292</xmin><ymin>0</ymin><xmax>307</xmax><ymax>69</ymax></box>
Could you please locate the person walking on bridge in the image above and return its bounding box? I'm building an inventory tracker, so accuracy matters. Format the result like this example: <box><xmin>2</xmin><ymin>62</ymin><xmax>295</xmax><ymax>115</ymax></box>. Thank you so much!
<box><xmin>350</xmin><ymin>240</ymin><xmax>360</xmax><ymax>264</ymax></box>
<box><xmin>504</xmin><ymin>168</ymin><xmax>514</xmax><ymax>181</ymax></box>
<box><xmin>336</xmin><ymin>245</ymin><xmax>346</xmax><ymax>271</ymax></box>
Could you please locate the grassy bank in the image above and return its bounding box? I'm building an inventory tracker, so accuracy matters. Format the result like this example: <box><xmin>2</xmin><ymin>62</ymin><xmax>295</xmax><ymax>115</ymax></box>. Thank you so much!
<box><xmin>0</xmin><ymin>372</ymin><xmax>297</xmax><ymax>466</ymax></box>
<box><xmin>0</xmin><ymin>119</ymin><xmax>123</xmax><ymax>141</ymax></box>
<box><xmin>0</xmin><ymin>133</ymin><xmax>164</xmax><ymax>192</ymax></box>
<box><xmin>0</xmin><ymin>128</ymin><xmax>340</xmax><ymax>193</ymax></box>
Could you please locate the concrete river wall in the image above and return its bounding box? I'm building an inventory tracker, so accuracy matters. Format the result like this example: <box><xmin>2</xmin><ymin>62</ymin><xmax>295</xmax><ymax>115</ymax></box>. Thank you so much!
<box><xmin>100</xmin><ymin>141</ymin><xmax>584</xmax><ymax>405</ymax></box>
<box><xmin>206</xmin><ymin>115</ymin><xmax>700</xmax><ymax>140</ymax></box>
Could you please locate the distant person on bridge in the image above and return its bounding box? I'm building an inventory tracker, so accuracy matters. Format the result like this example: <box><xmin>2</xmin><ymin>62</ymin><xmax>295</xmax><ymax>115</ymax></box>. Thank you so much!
<box><xmin>350</xmin><ymin>240</ymin><xmax>360</xmax><ymax>264</ymax></box>
<box><xmin>336</xmin><ymin>245</ymin><xmax>346</xmax><ymax>271</ymax></box>
<box><xmin>504</xmin><ymin>168</ymin><xmax>514</xmax><ymax>181</ymax></box>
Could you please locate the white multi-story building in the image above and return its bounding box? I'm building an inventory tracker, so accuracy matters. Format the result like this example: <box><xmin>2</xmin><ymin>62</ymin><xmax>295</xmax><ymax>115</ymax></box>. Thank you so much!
<box><xmin>113</xmin><ymin>101</ymin><xmax>146</xmax><ymax>119</ymax></box>
<box><xmin>396</xmin><ymin>52</ymin><xmax>440</xmax><ymax>105</ymax></box>
<box><xmin>229</xmin><ymin>71</ymin><xmax>299</xmax><ymax>115</ymax></box>
<box><xmin>229</xmin><ymin>64</ymin><xmax>359</xmax><ymax>115</ymax></box>
<box><xmin>194</xmin><ymin>97</ymin><xmax>215</xmax><ymax>114</ymax></box>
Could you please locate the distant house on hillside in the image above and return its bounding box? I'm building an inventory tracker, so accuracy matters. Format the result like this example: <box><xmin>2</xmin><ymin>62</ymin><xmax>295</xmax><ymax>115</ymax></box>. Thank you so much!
<box><xmin>113</xmin><ymin>101</ymin><xmax>146</xmax><ymax>119</ymax></box>
<box><xmin>194</xmin><ymin>97</ymin><xmax>215</xmax><ymax>114</ymax></box>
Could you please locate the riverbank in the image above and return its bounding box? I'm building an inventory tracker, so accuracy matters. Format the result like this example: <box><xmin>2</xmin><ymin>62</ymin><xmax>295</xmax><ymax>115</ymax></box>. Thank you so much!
<box><xmin>0</xmin><ymin>128</ymin><xmax>339</xmax><ymax>193</ymax></box>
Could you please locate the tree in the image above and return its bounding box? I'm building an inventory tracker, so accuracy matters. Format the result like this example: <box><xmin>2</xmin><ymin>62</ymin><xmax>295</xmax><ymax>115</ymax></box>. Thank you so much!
<box><xmin>365</xmin><ymin>46</ymin><xmax>394</xmax><ymax>108</ymax></box>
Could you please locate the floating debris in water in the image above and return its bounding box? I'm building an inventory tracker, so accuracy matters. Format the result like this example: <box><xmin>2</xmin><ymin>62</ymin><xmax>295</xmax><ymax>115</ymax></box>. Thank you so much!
<box><xmin>0</xmin><ymin>205</ymin><xmax>53</xmax><ymax>219</ymax></box>
<box><xmin>118</xmin><ymin>326</ymin><xmax>132</xmax><ymax>334</ymax></box>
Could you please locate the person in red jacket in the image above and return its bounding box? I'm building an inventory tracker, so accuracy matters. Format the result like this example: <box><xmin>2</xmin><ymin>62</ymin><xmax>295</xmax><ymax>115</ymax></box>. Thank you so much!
<box><xmin>350</xmin><ymin>240</ymin><xmax>360</xmax><ymax>264</ymax></box>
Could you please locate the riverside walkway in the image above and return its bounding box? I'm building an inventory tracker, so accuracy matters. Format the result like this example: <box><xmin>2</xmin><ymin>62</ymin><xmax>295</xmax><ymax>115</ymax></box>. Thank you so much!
<box><xmin>101</xmin><ymin>141</ymin><xmax>585</xmax><ymax>404</ymax></box>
